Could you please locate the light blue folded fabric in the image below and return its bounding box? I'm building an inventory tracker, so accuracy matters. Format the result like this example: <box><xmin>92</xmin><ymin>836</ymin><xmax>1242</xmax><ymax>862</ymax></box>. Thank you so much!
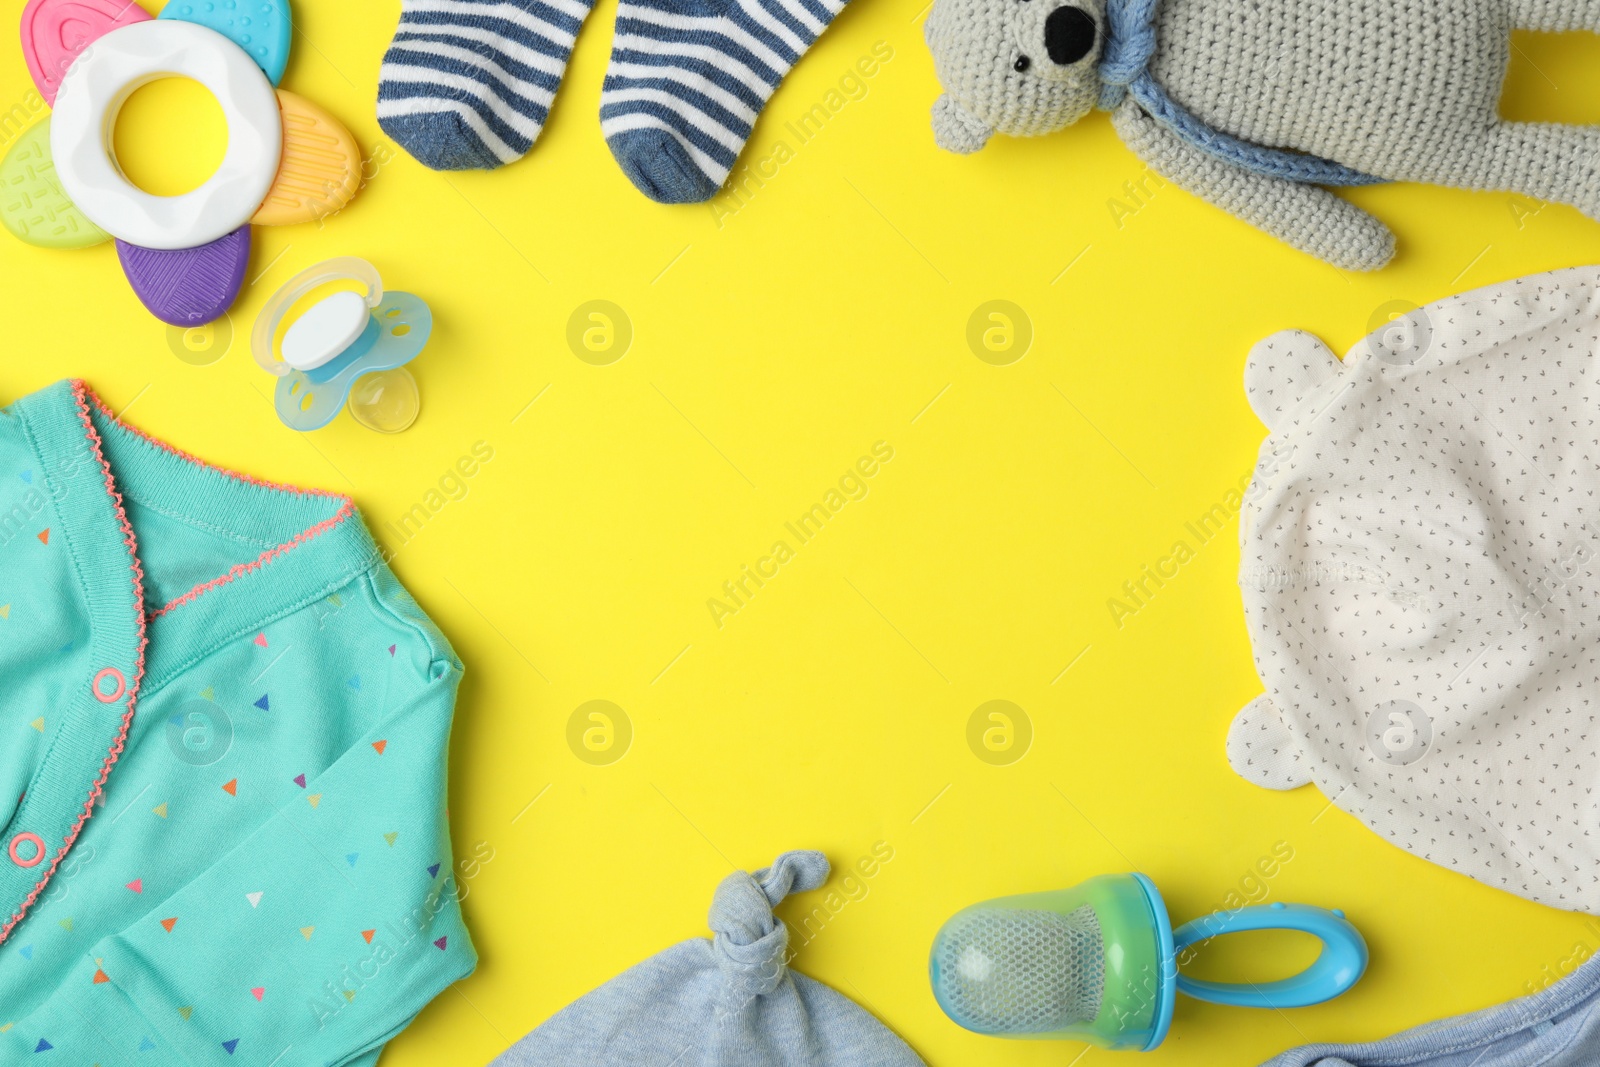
<box><xmin>1262</xmin><ymin>951</ymin><xmax>1600</xmax><ymax>1066</ymax></box>
<box><xmin>491</xmin><ymin>851</ymin><xmax>925</xmax><ymax>1067</ymax></box>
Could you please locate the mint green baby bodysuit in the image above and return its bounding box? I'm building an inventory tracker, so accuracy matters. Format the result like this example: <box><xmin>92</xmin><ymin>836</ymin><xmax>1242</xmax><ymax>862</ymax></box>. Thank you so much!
<box><xmin>0</xmin><ymin>380</ymin><xmax>476</xmax><ymax>1065</ymax></box>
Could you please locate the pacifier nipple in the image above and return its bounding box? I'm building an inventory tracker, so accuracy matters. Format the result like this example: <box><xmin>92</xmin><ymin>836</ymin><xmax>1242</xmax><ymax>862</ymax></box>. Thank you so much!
<box><xmin>348</xmin><ymin>369</ymin><xmax>421</xmax><ymax>434</ymax></box>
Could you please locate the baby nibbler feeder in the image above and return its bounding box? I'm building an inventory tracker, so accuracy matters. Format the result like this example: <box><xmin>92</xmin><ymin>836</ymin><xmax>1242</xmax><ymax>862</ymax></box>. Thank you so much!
<box><xmin>930</xmin><ymin>873</ymin><xmax>1367</xmax><ymax>1051</ymax></box>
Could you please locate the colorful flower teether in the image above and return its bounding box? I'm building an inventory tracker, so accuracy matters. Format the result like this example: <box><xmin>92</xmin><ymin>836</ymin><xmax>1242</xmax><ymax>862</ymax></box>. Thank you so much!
<box><xmin>252</xmin><ymin>257</ymin><xmax>432</xmax><ymax>433</ymax></box>
<box><xmin>0</xmin><ymin>0</ymin><xmax>361</xmax><ymax>326</ymax></box>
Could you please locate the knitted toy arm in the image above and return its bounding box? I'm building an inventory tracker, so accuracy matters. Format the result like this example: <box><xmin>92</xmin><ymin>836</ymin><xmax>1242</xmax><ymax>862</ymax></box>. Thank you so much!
<box><xmin>1111</xmin><ymin>103</ymin><xmax>1396</xmax><ymax>271</ymax></box>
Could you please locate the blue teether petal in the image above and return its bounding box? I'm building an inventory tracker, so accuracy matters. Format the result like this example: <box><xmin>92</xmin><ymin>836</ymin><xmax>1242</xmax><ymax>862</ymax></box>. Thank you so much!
<box><xmin>274</xmin><ymin>292</ymin><xmax>431</xmax><ymax>432</ymax></box>
<box><xmin>160</xmin><ymin>0</ymin><xmax>292</xmax><ymax>85</ymax></box>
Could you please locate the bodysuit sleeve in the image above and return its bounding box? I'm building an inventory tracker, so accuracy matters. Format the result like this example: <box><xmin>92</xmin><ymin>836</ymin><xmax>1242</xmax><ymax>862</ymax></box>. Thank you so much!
<box><xmin>3</xmin><ymin>628</ymin><xmax>478</xmax><ymax>1065</ymax></box>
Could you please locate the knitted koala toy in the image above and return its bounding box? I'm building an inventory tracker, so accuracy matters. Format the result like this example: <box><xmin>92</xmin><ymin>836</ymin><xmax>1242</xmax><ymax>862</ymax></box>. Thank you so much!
<box><xmin>924</xmin><ymin>0</ymin><xmax>1600</xmax><ymax>270</ymax></box>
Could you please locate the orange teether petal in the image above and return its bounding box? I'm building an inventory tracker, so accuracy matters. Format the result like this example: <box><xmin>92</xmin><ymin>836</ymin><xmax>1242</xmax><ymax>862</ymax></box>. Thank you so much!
<box><xmin>252</xmin><ymin>90</ymin><xmax>362</xmax><ymax>228</ymax></box>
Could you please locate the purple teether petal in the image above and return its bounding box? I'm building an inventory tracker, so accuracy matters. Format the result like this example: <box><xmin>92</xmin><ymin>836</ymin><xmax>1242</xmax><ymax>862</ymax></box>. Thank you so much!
<box><xmin>116</xmin><ymin>225</ymin><xmax>251</xmax><ymax>327</ymax></box>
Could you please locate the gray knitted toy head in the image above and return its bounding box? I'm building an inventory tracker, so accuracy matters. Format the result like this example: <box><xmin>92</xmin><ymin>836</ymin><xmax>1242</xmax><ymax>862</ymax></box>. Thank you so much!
<box><xmin>925</xmin><ymin>0</ymin><xmax>1105</xmax><ymax>152</ymax></box>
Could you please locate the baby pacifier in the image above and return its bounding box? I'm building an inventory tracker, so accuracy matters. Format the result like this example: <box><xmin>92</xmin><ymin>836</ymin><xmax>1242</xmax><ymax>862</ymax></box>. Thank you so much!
<box><xmin>0</xmin><ymin>0</ymin><xmax>363</xmax><ymax>326</ymax></box>
<box><xmin>252</xmin><ymin>257</ymin><xmax>432</xmax><ymax>433</ymax></box>
<box><xmin>929</xmin><ymin>873</ymin><xmax>1366</xmax><ymax>1052</ymax></box>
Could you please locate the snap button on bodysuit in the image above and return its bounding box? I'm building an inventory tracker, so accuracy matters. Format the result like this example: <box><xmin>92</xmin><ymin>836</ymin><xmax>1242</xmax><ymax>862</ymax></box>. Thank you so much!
<box><xmin>8</xmin><ymin>832</ymin><xmax>45</xmax><ymax>868</ymax></box>
<box><xmin>93</xmin><ymin>666</ymin><xmax>126</xmax><ymax>703</ymax></box>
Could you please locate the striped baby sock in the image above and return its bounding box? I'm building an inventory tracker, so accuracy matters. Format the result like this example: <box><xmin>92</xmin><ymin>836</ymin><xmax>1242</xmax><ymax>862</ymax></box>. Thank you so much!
<box><xmin>599</xmin><ymin>0</ymin><xmax>847</xmax><ymax>202</ymax></box>
<box><xmin>378</xmin><ymin>0</ymin><xmax>597</xmax><ymax>171</ymax></box>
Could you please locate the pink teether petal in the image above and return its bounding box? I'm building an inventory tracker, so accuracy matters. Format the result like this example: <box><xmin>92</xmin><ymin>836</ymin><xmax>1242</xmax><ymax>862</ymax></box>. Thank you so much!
<box><xmin>117</xmin><ymin>225</ymin><xmax>250</xmax><ymax>327</ymax></box>
<box><xmin>22</xmin><ymin>0</ymin><xmax>153</xmax><ymax>106</ymax></box>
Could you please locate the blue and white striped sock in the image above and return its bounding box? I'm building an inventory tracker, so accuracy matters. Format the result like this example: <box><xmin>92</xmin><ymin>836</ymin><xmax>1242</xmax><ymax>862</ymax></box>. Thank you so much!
<box><xmin>378</xmin><ymin>0</ymin><xmax>597</xmax><ymax>171</ymax></box>
<box><xmin>599</xmin><ymin>0</ymin><xmax>847</xmax><ymax>202</ymax></box>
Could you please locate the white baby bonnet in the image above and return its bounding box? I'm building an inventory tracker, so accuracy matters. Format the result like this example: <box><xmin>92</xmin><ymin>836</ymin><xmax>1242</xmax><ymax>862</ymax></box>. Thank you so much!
<box><xmin>1230</xmin><ymin>267</ymin><xmax>1600</xmax><ymax>912</ymax></box>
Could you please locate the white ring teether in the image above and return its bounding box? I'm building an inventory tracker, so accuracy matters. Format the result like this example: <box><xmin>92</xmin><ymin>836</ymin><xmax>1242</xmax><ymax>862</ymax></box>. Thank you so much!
<box><xmin>51</xmin><ymin>20</ymin><xmax>283</xmax><ymax>250</ymax></box>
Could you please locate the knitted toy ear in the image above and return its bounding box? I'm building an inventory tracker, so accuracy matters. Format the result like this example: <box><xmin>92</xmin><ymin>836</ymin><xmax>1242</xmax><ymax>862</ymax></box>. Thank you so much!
<box><xmin>1244</xmin><ymin>329</ymin><xmax>1341</xmax><ymax>432</ymax></box>
<box><xmin>932</xmin><ymin>94</ymin><xmax>993</xmax><ymax>153</ymax></box>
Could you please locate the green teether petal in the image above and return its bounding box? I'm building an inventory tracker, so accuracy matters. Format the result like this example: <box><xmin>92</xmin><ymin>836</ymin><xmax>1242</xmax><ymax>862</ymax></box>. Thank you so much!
<box><xmin>0</xmin><ymin>119</ymin><xmax>110</xmax><ymax>250</ymax></box>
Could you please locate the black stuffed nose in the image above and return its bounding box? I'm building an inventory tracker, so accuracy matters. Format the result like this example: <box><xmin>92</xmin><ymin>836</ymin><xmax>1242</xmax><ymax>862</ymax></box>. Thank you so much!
<box><xmin>1044</xmin><ymin>6</ymin><xmax>1097</xmax><ymax>65</ymax></box>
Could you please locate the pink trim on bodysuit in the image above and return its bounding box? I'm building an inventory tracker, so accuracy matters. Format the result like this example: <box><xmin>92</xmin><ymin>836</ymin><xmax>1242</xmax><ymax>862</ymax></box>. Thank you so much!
<box><xmin>81</xmin><ymin>390</ymin><xmax>357</xmax><ymax>619</ymax></box>
<box><xmin>0</xmin><ymin>381</ymin><xmax>149</xmax><ymax>945</ymax></box>
<box><xmin>151</xmin><ymin>498</ymin><xmax>356</xmax><ymax>618</ymax></box>
<box><xmin>85</xmin><ymin>390</ymin><xmax>349</xmax><ymax>501</ymax></box>
<box><xmin>1</xmin><ymin>382</ymin><xmax>360</xmax><ymax>944</ymax></box>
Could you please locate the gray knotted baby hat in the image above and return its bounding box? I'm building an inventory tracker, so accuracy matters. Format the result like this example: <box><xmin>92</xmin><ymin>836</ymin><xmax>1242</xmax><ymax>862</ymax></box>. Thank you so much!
<box><xmin>491</xmin><ymin>851</ymin><xmax>925</xmax><ymax>1067</ymax></box>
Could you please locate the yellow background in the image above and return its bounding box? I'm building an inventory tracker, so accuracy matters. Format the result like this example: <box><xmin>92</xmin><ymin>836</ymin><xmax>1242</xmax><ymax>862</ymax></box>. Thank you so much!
<box><xmin>6</xmin><ymin>2</ymin><xmax>1600</xmax><ymax>1063</ymax></box>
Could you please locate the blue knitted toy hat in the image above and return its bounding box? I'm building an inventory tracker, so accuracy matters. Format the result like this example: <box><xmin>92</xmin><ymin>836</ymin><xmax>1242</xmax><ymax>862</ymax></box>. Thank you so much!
<box><xmin>491</xmin><ymin>851</ymin><xmax>926</xmax><ymax>1067</ymax></box>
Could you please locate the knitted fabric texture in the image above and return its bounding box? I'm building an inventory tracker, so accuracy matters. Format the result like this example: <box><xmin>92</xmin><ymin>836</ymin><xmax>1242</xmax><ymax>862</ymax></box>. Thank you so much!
<box><xmin>377</xmin><ymin>0</ymin><xmax>600</xmax><ymax>170</ymax></box>
<box><xmin>600</xmin><ymin>0</ymin><xmax>853</xmax><ymax>203</ymax></box>
<box><xmin>1232</xmin><ymin>267</ymin><xmax>1600</xmax><ymax>914</ymax></box>
<box><xmin>1094</xmin><ymin>0</ymin><xmax>1386</xmax><ymax>186</ymax></box>
<box><xmin>924</xmin><ymin>0</ymin><xmax>1600</xmax><ymax>270</ymax></box>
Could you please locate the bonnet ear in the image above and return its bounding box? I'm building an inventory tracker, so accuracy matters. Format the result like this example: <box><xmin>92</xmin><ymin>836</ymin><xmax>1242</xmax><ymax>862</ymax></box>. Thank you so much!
<box><xmin>931</xmin><ymin>94</ymin><xmax>993</xmax><ymax>153</ymax></box>
<box><xmin>1244</xmin><ymin>330</ymin><xmax>1342</xmax><ymax>432</ymax></box>
<box><xmin>1227</xmin><ymin>695</ymin><xmax>1311</xmax><ymax>791</ymax></box>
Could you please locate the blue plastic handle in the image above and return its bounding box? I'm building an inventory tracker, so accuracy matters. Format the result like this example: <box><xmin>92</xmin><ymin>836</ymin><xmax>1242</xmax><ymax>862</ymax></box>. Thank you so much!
<box><xmin>1170</xmin><ymin>902</ymin><xmax>1367</xmax><ymax>1009</ymax></box>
